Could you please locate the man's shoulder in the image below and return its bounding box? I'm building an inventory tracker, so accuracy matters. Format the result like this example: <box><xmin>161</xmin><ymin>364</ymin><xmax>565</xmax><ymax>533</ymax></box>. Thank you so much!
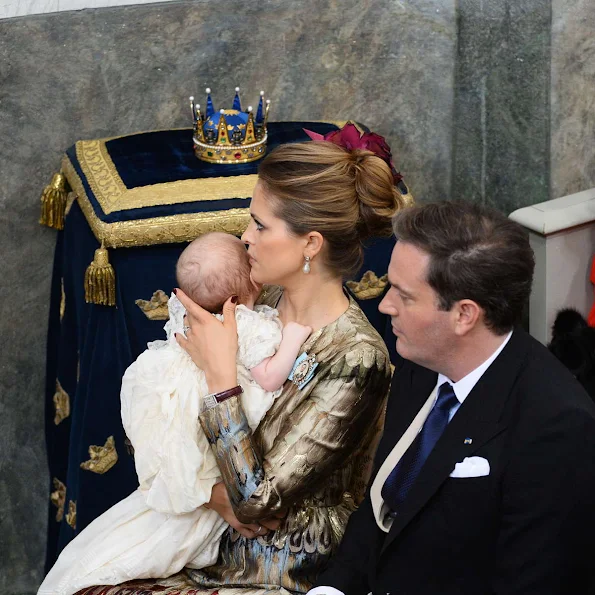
<box><xmin>509</xmin><ymin>329</ymin><xmax>595</xmax><ymax>428</ymax></box>
<box><xmin>523</xmin><ymin>329</ymin><xmax>590</xmax><ymax>393</ymax></box>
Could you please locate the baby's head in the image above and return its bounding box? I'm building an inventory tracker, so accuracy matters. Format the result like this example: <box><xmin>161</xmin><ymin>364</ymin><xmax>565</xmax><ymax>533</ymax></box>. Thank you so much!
<box><xmin>176</xmin><ymin>232</ymin><xmax>256</xmax><ymax>313</ymax></box>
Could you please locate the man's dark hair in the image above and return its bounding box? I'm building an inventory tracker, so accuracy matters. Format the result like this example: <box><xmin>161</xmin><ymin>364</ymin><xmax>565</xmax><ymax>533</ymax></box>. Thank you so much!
<box><xmin>392</xmin><ymin>201</ymin><xmax>535</xmax><ymax>334</ymax></box>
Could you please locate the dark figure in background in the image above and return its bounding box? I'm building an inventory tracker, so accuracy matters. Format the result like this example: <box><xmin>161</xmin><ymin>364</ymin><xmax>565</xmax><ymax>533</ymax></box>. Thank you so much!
<box><xmin>549</xmin><ymin>308</ymin><xmax>595</xmax><ymax>401</ymax></box>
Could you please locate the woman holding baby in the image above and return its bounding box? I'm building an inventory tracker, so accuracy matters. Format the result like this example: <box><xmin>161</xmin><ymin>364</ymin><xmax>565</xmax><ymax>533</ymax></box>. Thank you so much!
<box><xmin>85</xmin><ymin>124</ymin><xmax>406</xmax><ymax>594</ymax></box>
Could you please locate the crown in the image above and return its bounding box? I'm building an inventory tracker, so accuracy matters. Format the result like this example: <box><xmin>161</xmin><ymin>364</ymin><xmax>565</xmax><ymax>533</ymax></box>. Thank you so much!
<box><xmin>190</xmin><ymin>87</ymin><xmax>271</xmax><ymax>164</ymax></box>
<box><xmin>135</xmin><ymin>289</ymin><xmax>170</xmax><ymax>321</ymax></box>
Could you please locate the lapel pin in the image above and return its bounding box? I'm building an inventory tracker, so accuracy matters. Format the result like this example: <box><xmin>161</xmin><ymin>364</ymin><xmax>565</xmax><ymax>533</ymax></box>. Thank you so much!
<box><xmin>464</xmin><ymin>438</ymin><xmax>473</xmax><ymax>445</ymax></box>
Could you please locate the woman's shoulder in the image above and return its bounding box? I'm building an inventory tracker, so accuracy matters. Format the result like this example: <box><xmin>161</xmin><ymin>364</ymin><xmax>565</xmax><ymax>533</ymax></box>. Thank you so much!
<box><xmin>317</xmin><ymin>298</ymin><xmax>391</xmax><ymax>377</ymax></box>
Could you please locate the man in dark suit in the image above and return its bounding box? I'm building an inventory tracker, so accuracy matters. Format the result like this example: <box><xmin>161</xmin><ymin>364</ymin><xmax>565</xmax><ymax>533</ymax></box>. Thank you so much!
<box><xmin>309</xmin><ymin>201</ymin><xmax>595</xmax><ymax>595</ymax></box>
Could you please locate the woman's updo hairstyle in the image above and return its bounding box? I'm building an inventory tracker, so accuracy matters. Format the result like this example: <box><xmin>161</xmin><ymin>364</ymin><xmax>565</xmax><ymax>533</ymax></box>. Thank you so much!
<box><xmin>257</xmin><ymin>140</ymin><xmax>406</xmax><ymax>279</ymax></box>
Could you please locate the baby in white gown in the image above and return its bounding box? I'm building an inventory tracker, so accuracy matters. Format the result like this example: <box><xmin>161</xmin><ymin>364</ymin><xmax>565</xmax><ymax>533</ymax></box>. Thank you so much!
<box><xmin>39</xmin><ymin>233</ymin><xmax>312</xmax><ymax>595</ymax></box>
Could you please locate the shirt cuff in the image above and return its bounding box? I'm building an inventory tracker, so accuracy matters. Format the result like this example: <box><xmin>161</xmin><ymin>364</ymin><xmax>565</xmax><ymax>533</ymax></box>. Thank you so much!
<box><xmin>306</xmin><ymin>588</ymin><xmax>345</xmax><ymax>595</ymax></box>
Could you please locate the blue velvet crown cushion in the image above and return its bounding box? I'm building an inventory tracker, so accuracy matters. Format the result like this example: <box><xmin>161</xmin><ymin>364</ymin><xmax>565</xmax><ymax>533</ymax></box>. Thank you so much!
<box><xmin>63</xmin><ymin>123</ymin><xmax>343</xmax><ymax>243</ymax></box>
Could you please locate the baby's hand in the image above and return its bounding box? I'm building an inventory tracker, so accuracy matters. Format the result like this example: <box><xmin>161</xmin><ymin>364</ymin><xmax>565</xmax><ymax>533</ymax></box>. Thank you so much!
<box><xmin>282</xmin><ymin>322</ymin><xmax>313</xmax><ymax>344</ymax></box>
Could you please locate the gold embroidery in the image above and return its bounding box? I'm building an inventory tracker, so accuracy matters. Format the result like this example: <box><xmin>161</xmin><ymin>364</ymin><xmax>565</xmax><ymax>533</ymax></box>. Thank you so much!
<box><xmin>80</xmin><ymin>435</ymin><xmax>118</xmax><ymax>474</ymax></box>
<box><xmin>60</xmin><ymin>279</ymin><xmax>66</xmax><ymax>321</ymax></box>
<box><xmin>76</xmin><ymin>136</ymin><xmax>258</xmax><ymax>214</ymax></box>
<box><xmin>53</xmin><ymin>380</ymin><xmax>70</xmax><ymax>425</ymax></box>
<box><xmin>64</xmin><ymin>191</ymin><xmax>77</xmax><ymax>216</ymax></box>
<box><xmin>111</xmin><ymin>175</ymin><xmax>257</xmax><ymax>212</ymax></box>
<box><xmin>65</xmin><ymin>500</ymin><xmax>76</xmax><ymax>529</ymax></box>
<box><xmin>63</xmin><ymin>156</ymin><xmax>251</xmax><ymax>248</ymax></box>
<box><xmin>346</xmin><ymin>270</ymin><xmax>388</xmax><ymax>300</ymax></box>
<box><xmin>76</xmin><ymin>140</ymin><xmax>127</xmax><ymax>213</ymax></box>
<box><xmin>50</xmin><ymin>478</ymin><xmax>66</xmax><ymax>522</ymax></box>
<box><xmin>135</xmin><ymin>290</ymin><xmax>170</xmax><ymax>320</ymax></box>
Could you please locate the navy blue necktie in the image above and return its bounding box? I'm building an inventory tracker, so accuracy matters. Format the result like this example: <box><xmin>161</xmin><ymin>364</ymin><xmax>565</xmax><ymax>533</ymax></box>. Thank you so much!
<box><xmin>382</xmin><ymin>382</ymin><xmax>459</xmax><ymax>516</ymax></box>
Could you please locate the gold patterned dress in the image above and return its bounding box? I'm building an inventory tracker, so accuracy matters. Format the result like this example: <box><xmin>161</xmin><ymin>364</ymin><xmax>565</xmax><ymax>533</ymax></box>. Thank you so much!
<box><xmin>75</xmin><ymin>287</ymin><xmax>391</xmax><ymax>595</ymax></box>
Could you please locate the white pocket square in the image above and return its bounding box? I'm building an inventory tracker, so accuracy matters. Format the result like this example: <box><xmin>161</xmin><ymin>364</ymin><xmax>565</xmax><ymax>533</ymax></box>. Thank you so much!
<box><xmin>449</xmin><ymin>456</ymin><xmax>490</xmax><ymax>478</ymax></box>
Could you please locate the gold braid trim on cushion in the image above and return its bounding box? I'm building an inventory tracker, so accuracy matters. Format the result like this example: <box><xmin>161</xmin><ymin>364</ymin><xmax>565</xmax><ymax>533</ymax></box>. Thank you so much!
<box><xmin>76</xmin><ymin>137</ymin><xmax>258</xmax><ymax>214</ymax></box>
<box><xmin>76</xmin><ymin>140</ymin><xmax>126</xmax><ymax>212</ymax></box>
<box><xmin>63</xmin><ymin>156</ymin><xmax>251</xmax><ymax>248</ymax></box>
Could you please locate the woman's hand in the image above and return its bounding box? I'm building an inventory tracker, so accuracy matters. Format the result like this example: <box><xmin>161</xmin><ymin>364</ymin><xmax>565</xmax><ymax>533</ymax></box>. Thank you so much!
<box><xmin>175</xmin><ymin>289</ymin><xmax>238</xmax><ymax>393</ymax></box>
<box><xmin>208</xmin><ymin>482</ymin><xmax>285</xmax><ymax>538</ymax></box>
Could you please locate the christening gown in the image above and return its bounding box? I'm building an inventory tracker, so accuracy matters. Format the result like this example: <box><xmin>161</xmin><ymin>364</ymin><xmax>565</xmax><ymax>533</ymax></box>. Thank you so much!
<box><xmin>38</xmin><ymin>295</ymin><xmax>284</xmax><ymax>595</ymax></box>
<box><xmin>67</xmin><ymin>287</ymin><xmax>392</xmax><ymax>595</ymax></box>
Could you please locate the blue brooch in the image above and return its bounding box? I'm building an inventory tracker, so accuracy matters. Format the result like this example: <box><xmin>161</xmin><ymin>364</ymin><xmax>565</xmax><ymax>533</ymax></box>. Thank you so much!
<box><xmin>288</xmin><ymin>352</ymin><xmax>318</xmax><ymax>389</ymax></box>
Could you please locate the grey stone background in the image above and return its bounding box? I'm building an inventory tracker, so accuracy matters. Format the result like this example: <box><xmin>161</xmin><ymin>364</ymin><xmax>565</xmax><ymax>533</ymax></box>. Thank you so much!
<box><xmin>0</xmin><ymin>0</ymin><xmax>593</xmax><ymax>593</ymax></box>
<box><xmin>551</xmin><ymin>0</ymin><xmax>595</xmax><ymax>198</ymax></box>
<box><xmin>452</xmin><ymin>0</ymin><xmax>551</xmax><ymax>215</ymax></box>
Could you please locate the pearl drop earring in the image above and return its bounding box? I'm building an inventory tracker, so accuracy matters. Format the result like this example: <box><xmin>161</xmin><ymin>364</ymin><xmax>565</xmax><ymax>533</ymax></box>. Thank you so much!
<box><xmin>303</xmin><ymin>256</ymin><xmax>311</xmax><ymax>274</ymax></box>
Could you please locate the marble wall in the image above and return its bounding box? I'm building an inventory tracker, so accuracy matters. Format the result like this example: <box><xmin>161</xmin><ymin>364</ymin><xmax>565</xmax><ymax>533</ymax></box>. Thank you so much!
<box><xmin>452</xmin><ymin>0</ymin><xmax>551</xmax><ymax>216</ymax></box>
<box><xmin>0</xmin><ymin>1</ymin><xmax>456</xmax><ymax>592</ymax></box>
<box><xmin>551</xmin><ymin>0</ymin><xmax>595</xmax><ymax>199</ymax></box>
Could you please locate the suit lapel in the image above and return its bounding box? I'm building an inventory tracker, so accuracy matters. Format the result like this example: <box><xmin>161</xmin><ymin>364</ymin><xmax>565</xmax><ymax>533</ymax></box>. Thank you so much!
<box><xmin>379</xmin><ymin>364</ymin><xmax>437</xmax><ymax>462</ymax></box>
<box><xmin>380</xmin><ymin>329</ymin><xmax>530</xmax><ymax>555</ymax></box>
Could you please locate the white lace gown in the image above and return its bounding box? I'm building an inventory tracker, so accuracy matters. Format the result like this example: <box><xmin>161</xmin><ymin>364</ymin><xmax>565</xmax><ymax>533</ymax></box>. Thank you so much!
<box><xmin>39</xmin><ymin>295</ymin><xmax>283</xmax><ymax>595</ymax></box>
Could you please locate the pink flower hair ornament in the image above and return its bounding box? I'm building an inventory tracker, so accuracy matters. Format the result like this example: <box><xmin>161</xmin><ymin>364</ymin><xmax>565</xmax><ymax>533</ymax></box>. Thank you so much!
<box><xmin>303</xmin><ymin>121</ymin><xmax>404</xmax><ymax>186</ymax></box>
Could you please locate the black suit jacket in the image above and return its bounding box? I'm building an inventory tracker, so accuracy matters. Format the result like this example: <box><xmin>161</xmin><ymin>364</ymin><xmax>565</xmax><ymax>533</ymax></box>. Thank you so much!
<box><xmin>317</xmin><ymin>329</ymin><xmax>595</xmax><ymax>594</ymax></box>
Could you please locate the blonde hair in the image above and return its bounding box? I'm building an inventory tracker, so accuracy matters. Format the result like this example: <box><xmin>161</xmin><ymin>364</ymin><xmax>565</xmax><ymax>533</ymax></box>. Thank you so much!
<box><xmin>258</xmin><ymin>141</ymin><xmax>406</xmax><ymax>278</ymax></box>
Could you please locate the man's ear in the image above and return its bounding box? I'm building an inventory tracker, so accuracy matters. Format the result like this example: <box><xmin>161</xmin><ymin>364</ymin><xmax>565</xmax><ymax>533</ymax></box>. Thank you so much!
<box><xmin>304</xmin><ymin>231</ymin><xmax>324</xmax><ymax>259</ymax></box>
<box><xmin>453</xmin><ymin>299</ymin><xmax>482</xmax><ymax>336</ymax></box>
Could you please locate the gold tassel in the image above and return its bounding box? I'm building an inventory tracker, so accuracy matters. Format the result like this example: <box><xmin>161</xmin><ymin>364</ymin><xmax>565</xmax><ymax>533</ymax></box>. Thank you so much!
<box><xmin>39</xmin><ymin>172</ymin><xmax>69</xmax><ymax>230</ymax></box>
<box><xmin>84</xmin><ymin>244</ymin><xmax>116</xmax><ymax>306</ymax></box>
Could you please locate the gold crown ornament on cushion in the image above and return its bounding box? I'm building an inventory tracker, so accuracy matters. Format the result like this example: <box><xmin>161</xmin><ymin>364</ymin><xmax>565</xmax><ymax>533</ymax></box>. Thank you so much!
<box><xmin>190</xmin><ymin>87</ymin><xmax>271</xmax><ymax>164</ymax></box>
